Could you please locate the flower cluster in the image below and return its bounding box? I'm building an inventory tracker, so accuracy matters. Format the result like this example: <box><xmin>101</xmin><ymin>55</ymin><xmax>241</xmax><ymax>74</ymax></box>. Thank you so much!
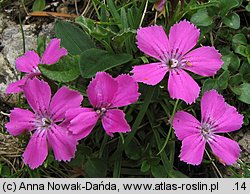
<box><xmin>5</xmin><ymin>20</ymin><xmax>243</xmax><ymax>169</ymax></box>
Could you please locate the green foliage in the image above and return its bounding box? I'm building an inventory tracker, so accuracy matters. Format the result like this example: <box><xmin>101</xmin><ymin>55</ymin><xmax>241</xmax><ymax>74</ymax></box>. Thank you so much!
<box><xmin>39</xmin><ymin>55</ymin><xmax>80</xmax><ymax>83</ymax></box>
<box><xmin>6</xmin><ymin>0</ymin><xmax>250</xmax><ymax>178</ymax></box>
<box><xmin>55</xmin><ymin>20</ymin><xmax>95</xmax><ymax>55</ymax></box>
<box><xmin>80</xmin><ymin>48</ymin><xmax>132</xmax><ymax>78</ymax></box>
<box><xmin>32</xmin><ymin>0</ymin><xmax>46</xmax><ymax>12</ymax></box>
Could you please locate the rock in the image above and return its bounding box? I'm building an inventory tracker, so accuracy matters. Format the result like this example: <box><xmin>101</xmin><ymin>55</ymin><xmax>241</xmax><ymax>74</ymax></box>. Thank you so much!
<box><xmin>234</xmin><ymin>129</ymin><xmax>250</xmax><ymax>164</ymax></box>
<box><xmin>0</xmin><ymin>53</ymin><xmax>18</xmax><ymax>104</ymax></box>
<box><xmin>2</xmin><ymin>24</ymin><xmax>37</xmax><ymax>68</ymax></box>
<box><xmin>0</xmin><ymin>13</ymin><xmax>15</xmax><ymax>33</ymax></box>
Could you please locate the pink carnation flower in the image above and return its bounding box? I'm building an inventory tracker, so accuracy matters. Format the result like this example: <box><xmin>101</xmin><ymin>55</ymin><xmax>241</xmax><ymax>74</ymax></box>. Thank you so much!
<box><xmin>131</xmin><ymin>20</ymin><xmax>223</xmax><ymax>104</ymax></box>
<box><xmin>173</xmin><ymin>90</ymin><xmax>243</xmax><ymax>165</ymax></box>
<box><xmin>5</xmin><ymin>78</ymin><xmax>83</xmax><ymax>169</ymax></box>
<box><xmin>6</xmin><ymin>38</ymin><xmax>67</xmax><ymax>94</ymax></box>
<box><xmin>65</xmin><ymin>72</ymin><xmax>140</xmax><ymax>139</ymax></box>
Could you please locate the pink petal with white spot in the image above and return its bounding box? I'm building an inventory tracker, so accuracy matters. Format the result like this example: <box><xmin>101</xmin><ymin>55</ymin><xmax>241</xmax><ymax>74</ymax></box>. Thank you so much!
<box><xmin>68</xmin><ymin>108</ymin><xmax>99</xmax><ymax>140</ymax></box>
<box><xmin>169</xmin><ymin>20</ymin><xmax>200</xmax><ymax>56</ymax></box>
<box><xmin>41</xmin><ymin>38</ymin><xmax>67</xmax><ymax>65</ymax></box>
<box><xmin>183</xmin><ymin>46</ymin><xmax>223</xmax><ymax>76</ymax></box>
<box><xmin>173</xmin><ymin>111</ymin><xmax>201</xmax><ymax>141</ymax></box>
<box><xmin>23</xmin><ymin>78</ymin><xmax>51</xmax><ymax>114</ymax></box>
<box><xmin>49</xmin><ymin>86</ymin><xmax>83</xmax><ymax>122</ymax></box>
<box><xmin>136</xmin><ymin>26</ymin><xmax>169</xmax><ymax>60</ymax></box>
<box><xmin>131</xmin><ymin>63</ymin><xmax>168</xmax><ymax>85</ymax></box>
<box><xmin>168</xmin><ymin>69</ymin><xmax>200</xmax><ymax>104</ymax></box>
<box><xmin>87</xmin><ymin>72</ymin><xmax>118</xmax><ymax>108</ymax></box>
<box><xmin>23</xmin><ymin>130</ymin><xmax>48</xmax><ymax>169</ymax></box>
<box><xmin>5</xmin><ymin>108</ymin><xmax>35</xmax><ymax>136</ymax></box>
<box><xmin>111</xmin><ymin>74</ymin><xmax>140</xmax><ymax>108</ymax></box>
<box><xmin>102</xmin><ymin>109</ymin><xmax>130</xmax><ymax>137</ymax></box>
<box><xmin>208</xmin><ymin>135</ymin><xmax>240</xmax><ymax>165</ymax></box>
<box><xmin>47</xmin><ymin>125</ymin><xmax>77</xmax><ymax>161</ymax></box>
<box><xmin>16</xmin><ymin>51</ymin><xmax>40</xmax><ymax>73</ymax></box>
<box><xmin>201</xmin><ymin>90</ymin><xmax>243</xmax><ymax>133</ymax></box>
<box><xmin>180</xmin><ymin>134</ymin><xmax>206</xmax><ymax>165</ymax></box>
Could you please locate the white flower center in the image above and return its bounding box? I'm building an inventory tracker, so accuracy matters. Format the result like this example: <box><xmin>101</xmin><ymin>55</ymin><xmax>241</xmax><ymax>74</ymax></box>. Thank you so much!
<box><xmin>201</xmin><ymin>123</ymin><xmax>214</xmax><ymax>140</ymax></box>
<box><xmin>170</xmin><ymin>59</ymin><xmax>179</xmax><ymax>68</ymax></box>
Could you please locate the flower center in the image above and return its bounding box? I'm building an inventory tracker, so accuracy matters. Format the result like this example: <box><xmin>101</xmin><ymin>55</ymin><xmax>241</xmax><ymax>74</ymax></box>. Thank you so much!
<box><xmin>200</xmin><ymin>123</ymin><xmax>213</xmax><ymax>140</ymax></box>
<box><xmin>35</xmin><ymin>116</ymin><xmax>52</xmax><ymax>130</ymax></box>
<box><xmin>169</xmin><ymin>59</ymin><xmax>179</xmax><ymax>68</ymax></box>
<box><xmin>96</xmin><ymin>107</ymin><xmax>107</xmax><ymax>117</ymax></box>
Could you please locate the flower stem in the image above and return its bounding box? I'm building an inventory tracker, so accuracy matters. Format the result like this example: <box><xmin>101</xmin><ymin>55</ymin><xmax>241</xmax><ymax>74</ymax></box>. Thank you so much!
<box><xmin>158</xmin><ymin>99</ymin><xmax>179</xmax><ymax>155</ymax></box>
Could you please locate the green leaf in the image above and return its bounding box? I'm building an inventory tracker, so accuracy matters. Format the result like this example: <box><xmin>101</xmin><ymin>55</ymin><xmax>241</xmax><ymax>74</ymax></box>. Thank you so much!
<box><xmin>80</xmin><ymin>48</ymin><xmax>132</xmax><ymax>78</ymax></box>
<box><xmin>55</xmin><ymin>20</ymin><xmax>95</xmax><ymax>55</ymax></box>
<box><xmin>202</xmin><ymin>78</ymin><xmax>219</xmax><ymax>94</ymax></box>
<box><xmin>217</xmin><ymin>70</ymin><xmax>229</xmax><ymax>89</ymax></box>
<box><xmin>140</xmin><ymin>161</ymin><xmax>150</xmax><ymax>173</ymax></box>
<box><xmin>125</xmin><ymin>138</ymin><xmax>142</xmax><ymax>160</ymax></box>
<box><xmin>39</xmin><ymin>55</ymin><xmax>80</xmax><ymax>82</ymax></box>
<box><xmin>238</xmin><ymin>83</ymin><xmax>250</xmax><ymax>104</ymax></box>
<box><xmin>229</xmin><ymin>73</ymin><xmax>243</xmax><ymax>86</ymax></box>
<box><xmin>222</xmin><ymin>53</ymin><xmax>240</xmax><ymax>72</ymax></box>
<box><xmin>234</xmin><ymin>45</ymin><xmax>247</xmax><ymax>57</ymax></box>
<box><xmin>222</xmin><ymin>12</ymin><xmax>240</xmax><ymax>29</ymax></box>
<box><xmin>246</xmin><ymin>4</ymin><xmax>250</xmax><ymax>12</ymax></box>
<box><xmin>232</xmin><ymin>34</ymin><xmax>247</xmax><ymax>45</ymax></box>
<box><xmin>218</xmin><ymin>0</ymin><xmax>240</xmax><ymax>16</ymax></box>
<box><xmin>190</xmin><ymin>9</ymin><xmax>213</xmax><ymax>27</ymax></box>
<box><xmin>84</xmin><ymin>158</ymin><xmax>107</xmax><ymax>177</ymax></box>
<box><xmin>151</xmin><ymin>165</ymin><xmax>168</xmax><ymax>178</ymax></box>
<box><xmin>32</xmin><ymin>0</ymin><xmax>46</xmax><ymax>11</ymax></box>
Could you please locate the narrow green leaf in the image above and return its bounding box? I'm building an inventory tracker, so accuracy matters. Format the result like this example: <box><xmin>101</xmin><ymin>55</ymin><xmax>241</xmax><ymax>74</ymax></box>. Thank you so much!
<box><xmin>80</xmin><ymin>48</ymin><xmax>132</xmax><ymax>78</ymax></box>
<box><xmin>39</xmin><ymin>55</ymin><xmax>80</xmax><ymax>82</ymax></box>
<box><xmin>55</xmin><ymin>20</ymin><xmax>95</xmax><ymax>55</ymax></box>
<box><xmin>32</xmin><ymin>0</ymin><xmax>46</xmax><ymax>12</ymax></box>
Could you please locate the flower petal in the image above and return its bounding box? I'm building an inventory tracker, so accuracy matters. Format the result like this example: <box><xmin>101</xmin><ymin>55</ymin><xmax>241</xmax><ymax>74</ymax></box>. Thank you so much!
<box><xmin>41</xmin><ymin>38</ymin><xmax>68</xmax><ymax>65</ymax></box>
<box><xmin>183</xmin><ymin>46</ymin><xmax>223</xmax><ymax>76</ymax></box>
<box><xmin>47</xmin><ymin>125</ymin><xmax>77</xmax><ymax>161</ymax></box>
<box><xmin>169</xmin><ymin>20</ymin><xmax>200</xmax><ymax>56</ymax></box>
<box><xmin>201</xmin><ymin>90</ymin><xmax>243</xmax><ymax>133</ymax></box>
<box><xmin>180</xmin><ymin>134</ymin><xmax>206</xmax><ymax>165</ymax></box>
<box><xmin>111</xmin><ymin>74</ymin><xmax>140</xmax><ymax>108</ymax></box>
<box><xmin>87</xmin><ymin>72</ymin><xmax>118</xmax><ymax>108</ymax></box>
<box><xmin>67</xmin><ymin>108</ymin><xmax>98</xmax><ymax>140</ymax></box>
<box><xmin>131</xmin><ymin>63</ymin><xmax>168</xmax><ymax>85</ymax></box>
<box><xmin>208</xmin><ymin>135</ymin><xmax>240</xmax><ymax>165</ymax></box>
<box><xmin>49</xmin><ymin>86</ymin><xmax>83</xmax><ymax>122</ymax></box>
<box><xmin>23</xmin><ymin>130</ymin><xmax>48</xmax><ymax>169</ymax></box>
<box><xmin>16</xmin><ymin>51</ymin><xmax>40</xmax><ymax>73</ymax></box>
<box><xmin>5</xmin><ymin>77</ymin><xmax>27</xmax><ymax>94</ymax></box>
<box><xmin>136</xmin><ymin>26</ymin><xmax>169</xmax><ymax>60</ymax></box>
<box><xmin>168</xmin><ymin>69</ymin><xmax>200</xmax><ymax>104</ymax></box>
<box><xmin>102</xmin><ymin>109</ymin><xmax>130</xmax><ymax>137</ymax></box>
<box><xmin>173</xmin><ymin>111</ymin><xmax>201</xmax><ymax>141</ymax></box>
<box><xmin>5</xmin><ymin>108</ymin><xmax>35</xmax><ymax>136</ymax></box>
<box><xmin>23</xmin><ymin>78</ymin><xmax>51</xmax><ymax>114</ymax></box>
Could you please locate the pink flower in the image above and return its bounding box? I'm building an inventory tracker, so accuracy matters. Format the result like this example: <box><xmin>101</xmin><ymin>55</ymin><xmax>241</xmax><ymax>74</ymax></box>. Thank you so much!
<box><xmin>65</xmin><ymin>72</ymin><xmax>140</xmax><ymax>139</ymax></box>
<box><xmin>5</xmin><ymin>78</ymin><xmax>83</xmax><ymax>169</ymax></box>
<box><xmin>6</xmin><ymin>38</ymin><xmax>67</xmax><ymax>94</ymax></box>
<box><xmin>173</xmin><ymin>90</ymin><xmax>243</xmax><ymax>165</ymax></box>
<box><xmin>131</xmin><ymin>20</ymin><xmax>223</xmax><ymax>104</ymax></box>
